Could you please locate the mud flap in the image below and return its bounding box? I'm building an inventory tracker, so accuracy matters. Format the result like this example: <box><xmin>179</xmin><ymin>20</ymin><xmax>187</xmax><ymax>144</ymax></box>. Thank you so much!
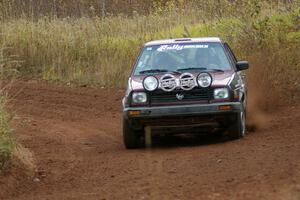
<box><xmin>144</xmin><ymin>126</ymin><xmax>152</xmax><ymax>148</ymax></box>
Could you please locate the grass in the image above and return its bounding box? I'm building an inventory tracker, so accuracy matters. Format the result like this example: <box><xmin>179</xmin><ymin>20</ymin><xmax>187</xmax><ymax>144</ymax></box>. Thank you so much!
<box><xmin>0</xmin><ymin>91</ymin><xmax>15</xmax><ymax>171</ymax></box>
<box><xmin>188</xmin><ymin>9</ymin><xmax>300</xmax><ymax>103</ymax></box>
<box><xmin>0</xmin><ymin>7</ymin><xmax>208</xmax><ymax>87</ymax></box>
<box><xmin>0</xmin><ymin>0</ymin><xmax>299</xmax><ymax>93</ymax></box>
<box><xmin>0</xmin><ymin>46</ymin><xmax>17</xmax><ymax>171</ymax></box>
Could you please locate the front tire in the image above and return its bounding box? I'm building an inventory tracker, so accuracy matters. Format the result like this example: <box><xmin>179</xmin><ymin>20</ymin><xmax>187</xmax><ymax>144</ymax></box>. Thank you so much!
<box><xmin>228</xmin><ymin>107</ymin><xmax>246</xmax><ymax>140</ymax></box>
<box><xmin>123</xmin><ymin>119</ymin><xmax>142</xmax><ymax>149</ymax></box>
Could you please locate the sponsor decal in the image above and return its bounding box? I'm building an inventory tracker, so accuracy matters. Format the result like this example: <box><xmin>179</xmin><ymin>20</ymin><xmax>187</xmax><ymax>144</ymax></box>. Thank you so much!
<box><xmin>179</xmin><ymin>73</ymin><xmax>196</xmax><ymax>91</ymax></box>
<box><xmin>160</xmin><ymin>74</ymin><xmax>177</xmax><ymax>92</ymax></box>
<box><xmin>157</xmin><ymin>44</ymin><xmax>209</xmax><ymax>52</ymax></box>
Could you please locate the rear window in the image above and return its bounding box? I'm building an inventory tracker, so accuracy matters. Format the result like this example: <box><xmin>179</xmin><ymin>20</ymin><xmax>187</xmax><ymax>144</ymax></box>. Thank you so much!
<box><xmin>134</xmin><ymin>42</ymin><xmax>232</xmax><ymax>75</ymax></box>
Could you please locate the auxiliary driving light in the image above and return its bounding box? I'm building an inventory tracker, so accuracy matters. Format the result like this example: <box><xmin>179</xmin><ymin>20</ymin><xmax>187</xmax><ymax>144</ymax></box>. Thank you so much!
<box><xmin>197</xmin><ymin>73</ymin><xmax>212</xmax><ymax>88</ymax></box>
<box><xmin>143</xmin><ymin>76</ymin><xmax>158</xmax><ymax>91</ymax></box>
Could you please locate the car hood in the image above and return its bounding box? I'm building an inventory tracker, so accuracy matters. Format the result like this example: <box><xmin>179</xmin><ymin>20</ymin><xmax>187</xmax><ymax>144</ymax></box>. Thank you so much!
<box><xmin>130</xmin><ymin>70</ymin><xmax>235</xmax><ymax>91</ymax></box>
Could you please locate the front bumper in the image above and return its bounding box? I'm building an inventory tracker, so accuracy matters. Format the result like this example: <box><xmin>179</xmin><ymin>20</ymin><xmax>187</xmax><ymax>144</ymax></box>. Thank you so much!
<box><xmin>124</xmin><ymin>102</ymin><xmax>242</xmax><ymax>134</ymax></box>
<box><xmin>124</xmin><ymin>102</ymin><xmax>242</xmax><ymax>119</ymax></box>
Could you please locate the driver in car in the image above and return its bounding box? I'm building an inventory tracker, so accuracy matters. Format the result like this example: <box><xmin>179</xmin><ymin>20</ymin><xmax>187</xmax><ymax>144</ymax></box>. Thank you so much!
<box><xmin>196</xmin><ymin>47</ymin><xmax>219</xmax><ymax>69</ymax></box>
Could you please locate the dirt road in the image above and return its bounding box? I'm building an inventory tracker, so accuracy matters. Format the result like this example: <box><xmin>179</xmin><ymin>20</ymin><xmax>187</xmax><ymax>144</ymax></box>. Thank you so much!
<box><xmin>2</xmin><ymin>81</ymin><xmax>300</xmax><ymax>200</ymax></box>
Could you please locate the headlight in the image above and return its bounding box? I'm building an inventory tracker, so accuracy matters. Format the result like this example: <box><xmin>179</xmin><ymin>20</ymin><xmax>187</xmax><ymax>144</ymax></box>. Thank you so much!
<box><xmin>214</xmin><ymin>88</ymin><xmax>229</xmax><ymax>99</ymax></box>
<box><xmin>132</xmin><ymin>92</ymin><xmax>147</xmax><ymax>104</ymax></box>
<box><xmin>197</xmin><ymin>73</ymin><xmax>212</xmax><ymax>88</ymax></box>
<box><xmin>143</xmin><ymin>76</ymin><xmax>158</xmax><ymax>91</ymax></box>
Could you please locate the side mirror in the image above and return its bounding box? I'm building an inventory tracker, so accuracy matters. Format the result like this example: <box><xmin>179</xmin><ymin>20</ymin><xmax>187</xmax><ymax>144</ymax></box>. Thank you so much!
<box><xmin>236</xmin><ymin>61</ymin><xmax>249</xmax><ymax>71</ymax></box>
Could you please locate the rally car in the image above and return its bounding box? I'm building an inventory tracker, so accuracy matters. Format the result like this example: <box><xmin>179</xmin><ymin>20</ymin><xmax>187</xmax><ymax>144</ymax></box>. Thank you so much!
<box><xmin>122</xmin><ymin>37</ymin><xmax>249</xmax><ymax>149</ymax></box>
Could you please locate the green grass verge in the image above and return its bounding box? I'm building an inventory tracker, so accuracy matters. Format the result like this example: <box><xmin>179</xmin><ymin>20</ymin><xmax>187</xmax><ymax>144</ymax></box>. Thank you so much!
<box><xmin>0</xmin><ymin>93</ymin><xmax>15</xmax><ymax>171</ymax></box>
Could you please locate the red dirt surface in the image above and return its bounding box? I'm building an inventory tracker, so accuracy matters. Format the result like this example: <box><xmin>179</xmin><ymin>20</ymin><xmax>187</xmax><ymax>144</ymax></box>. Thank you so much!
<box><xmin>1</xmin><ymin>80</ymin><xmax>300</xmax><ymax>200</ymax></box>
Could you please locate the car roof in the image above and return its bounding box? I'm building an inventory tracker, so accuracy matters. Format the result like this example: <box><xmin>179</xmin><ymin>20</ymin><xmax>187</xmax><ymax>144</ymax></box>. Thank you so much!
<box><xmin>144</xmin><ymin>37</ymin><xmax>222</xmax><ymax>46</ymax></box>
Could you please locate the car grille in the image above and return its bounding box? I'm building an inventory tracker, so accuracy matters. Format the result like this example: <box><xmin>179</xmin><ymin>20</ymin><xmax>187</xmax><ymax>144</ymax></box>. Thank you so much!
<box><xmin>150</xmin><ymin>88</ymin><xmax>214</xmax><ymax>106</ymax></box>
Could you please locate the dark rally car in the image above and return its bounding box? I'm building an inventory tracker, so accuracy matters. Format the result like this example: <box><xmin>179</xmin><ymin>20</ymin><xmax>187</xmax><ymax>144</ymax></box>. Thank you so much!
<box><xmin>122</xmin><ymin>37</ymin><xmax>249</xmax><ymax>149</ymax></box>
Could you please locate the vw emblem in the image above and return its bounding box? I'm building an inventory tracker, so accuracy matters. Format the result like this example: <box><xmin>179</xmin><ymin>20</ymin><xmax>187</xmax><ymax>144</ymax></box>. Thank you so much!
<box><xmin>176</xmin><ymin>93</ymin><xmax>184</xmax><ymax>101</ymax></box>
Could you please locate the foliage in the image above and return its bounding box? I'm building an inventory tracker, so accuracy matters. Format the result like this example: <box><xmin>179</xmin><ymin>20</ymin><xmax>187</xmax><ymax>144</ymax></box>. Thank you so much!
<box><xmin>0</xmin><ymin>47</ymin><xmax>16</xmax><ymax>171</ymax></box>
<box><xmin>0</xmin><ymin>91</ymin><xmax>14</xmax><ymax>171</ymax></box>
<box><xmin>187</xmin><ymin>8</ymin><xmax>300</xmax><ymax>101</ymax></box>
<box><xmin>0</xmin><ymin>0</ymin><xmax>299</xmax><ymax>95</ymax></box>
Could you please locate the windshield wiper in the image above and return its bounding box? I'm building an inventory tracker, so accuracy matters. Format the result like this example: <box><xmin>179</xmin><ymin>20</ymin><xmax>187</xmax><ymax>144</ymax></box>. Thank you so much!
<box><xmin>139</xmin><ymin>69</ymin><xmax>181</xmax><ymax>75</ymax></box>
<box><xmin>177</xmin><ymin>67</ymin><xmax>224</xmax><ymax>73</ymax></box>
<box><xmin>177</xmin><ymin>67</ymin><xmax>207</xmax><ymax>72</ymax></box>
<box><xmin>208</xmin><ymin>68</ymin><xmax>224</xmax><ymax>72</ymax></box>
<box><xmin>139</xmin><ymin>69</ymin><xmax>168</xmax><ymax>74</ymax></box>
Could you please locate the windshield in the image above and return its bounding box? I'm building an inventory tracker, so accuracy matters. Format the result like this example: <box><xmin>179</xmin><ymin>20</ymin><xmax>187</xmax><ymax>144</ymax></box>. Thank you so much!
<box><xmin>134</xmin><ymin>42</ymin><xmax>232</xmax><ymax>75</ymax></box>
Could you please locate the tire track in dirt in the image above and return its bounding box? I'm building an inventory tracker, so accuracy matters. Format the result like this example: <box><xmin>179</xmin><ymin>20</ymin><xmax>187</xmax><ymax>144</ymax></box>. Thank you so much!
<box><xmin>2</xmin><ymin>80</ymin><xmax>300</xmax><ymax>200</ymax></box>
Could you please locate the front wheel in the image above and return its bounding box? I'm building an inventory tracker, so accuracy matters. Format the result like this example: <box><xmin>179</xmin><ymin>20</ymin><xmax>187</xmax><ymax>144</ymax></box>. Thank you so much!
<box><xmin>123</xmin><ymin>119</ymin><xmax>142</xmax><ymax>149</ymax></box>
<box><xmin>228</xmin><ymin>107</ymin><xmax>246</xmax><ymax>140</ymax></box>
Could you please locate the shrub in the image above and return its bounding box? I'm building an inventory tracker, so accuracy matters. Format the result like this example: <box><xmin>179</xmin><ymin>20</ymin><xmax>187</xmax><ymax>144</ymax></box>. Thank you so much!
<box><xmin>0</xmin><ymin>92</ymin><xmax>14</xmax><ymax>171</ymax></box>
<box><xmin>0</xmin><ymin>47</ymin><xmax>16</xmax><ymax>171</ymax></box>
<box><xmin>0</xmin><ymin>1</ymin><xmax>298</xmax><ymax>100</ymax></box>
